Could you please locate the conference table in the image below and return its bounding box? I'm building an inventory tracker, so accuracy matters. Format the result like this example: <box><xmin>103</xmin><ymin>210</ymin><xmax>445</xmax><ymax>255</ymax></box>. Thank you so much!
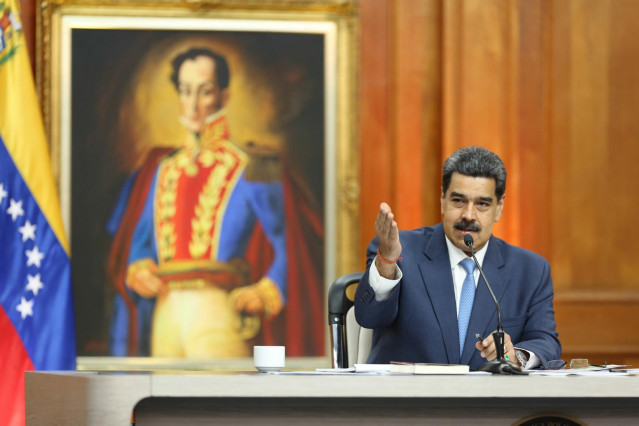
<box><xmin>26</xmin><ymin>367</ymin><xmax>639</xmax><ymax>425</ymax></box>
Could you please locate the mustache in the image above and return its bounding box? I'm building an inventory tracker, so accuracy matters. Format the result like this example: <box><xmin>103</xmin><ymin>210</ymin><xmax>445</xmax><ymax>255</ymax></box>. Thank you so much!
<box><xmin>453</xmin><ymin>220</ymin><xmax>481</xmax><ymax>232</ymax></box>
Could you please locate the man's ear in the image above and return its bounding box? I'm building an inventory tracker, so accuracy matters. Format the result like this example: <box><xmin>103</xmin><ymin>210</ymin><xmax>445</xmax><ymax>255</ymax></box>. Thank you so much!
<box><xmin>440</xmin><ymin>192</ymin><xmax>445</xmax><ymax>215</ymax></box>
<box><xmin>495</xmin><ymin>195</ymin><xmax>505</xmax><ymax>222</ymax></box>
<box><xmin>220</xmin><ymin>88</ymin><xmax>230</xmax><ymax>107</ymax></box>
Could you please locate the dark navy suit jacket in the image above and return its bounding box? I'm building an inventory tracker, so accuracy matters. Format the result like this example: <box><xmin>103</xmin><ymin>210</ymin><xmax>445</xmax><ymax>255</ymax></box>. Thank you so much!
<box><xmin>354</xmin><ymin>223</ymin><xmax>561</xmax><ymax>370</ymax></box>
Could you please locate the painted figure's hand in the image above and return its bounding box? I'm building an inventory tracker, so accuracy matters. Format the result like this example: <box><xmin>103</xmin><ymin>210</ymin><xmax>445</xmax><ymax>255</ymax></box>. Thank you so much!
<box><xmin>230</xmin><ymin>278</ymin><xmax>284</xmax><ymax>318</ymax></box>
<box><xmin>374</xmin><ymin>202</ymin><xmax>402</xmax><ymax>278</ymax></box>
<box><xmin>125</xmin><ymin>258</ymin><xmax>167</xmax><ymax>299</ymax></box>
<box><xmin>475</xmin><ymin>331</ymin><xmax>518</xmax><ymax>365</ymax></box>
<box><xmin>232</xmin><ymin>285</ymin><xmax>265</xmax><ymax>315</ymax></box>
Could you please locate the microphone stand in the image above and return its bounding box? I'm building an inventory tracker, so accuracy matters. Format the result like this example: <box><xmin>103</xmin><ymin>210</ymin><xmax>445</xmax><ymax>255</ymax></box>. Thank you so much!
<box><xmin>464</xmin><ymin>235</ymin><xmax>527</xmax><ymax>375</ymax></box>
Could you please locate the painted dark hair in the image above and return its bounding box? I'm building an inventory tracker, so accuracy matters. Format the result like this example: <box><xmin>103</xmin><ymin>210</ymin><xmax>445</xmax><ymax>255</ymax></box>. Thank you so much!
<box><xmin>170</xmin><ymin>47</ymin><xmax>230</xmax><ymax>89</ymax></box>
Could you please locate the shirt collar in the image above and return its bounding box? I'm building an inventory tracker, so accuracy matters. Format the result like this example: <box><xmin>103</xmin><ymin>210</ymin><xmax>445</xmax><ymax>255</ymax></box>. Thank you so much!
<box><xmin>444</xmin><ymin>233</ymin><xmax>490</xmax><ymax>270</ymax></box>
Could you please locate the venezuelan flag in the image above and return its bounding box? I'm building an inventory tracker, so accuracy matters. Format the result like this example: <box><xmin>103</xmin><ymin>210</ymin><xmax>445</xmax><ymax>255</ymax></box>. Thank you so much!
<box><xmin>0</xmin><ymin>0</ymin><xmax>76</xmax><ymax>424</ymax></box>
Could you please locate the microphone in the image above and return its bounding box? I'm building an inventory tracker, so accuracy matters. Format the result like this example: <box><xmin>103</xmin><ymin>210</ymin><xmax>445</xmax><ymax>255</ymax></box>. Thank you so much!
<box><xmin>463</xmin><ymin>234</ymin><xmax>526</xmax><ymax>375</ymax></box>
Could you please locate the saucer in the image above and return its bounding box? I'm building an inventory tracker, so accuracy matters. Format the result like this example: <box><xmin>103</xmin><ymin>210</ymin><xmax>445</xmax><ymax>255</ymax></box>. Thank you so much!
<box><xmin>256</xmin><ymin>366</ymin><xmax>283</xmax><ymax>372</ymax></box>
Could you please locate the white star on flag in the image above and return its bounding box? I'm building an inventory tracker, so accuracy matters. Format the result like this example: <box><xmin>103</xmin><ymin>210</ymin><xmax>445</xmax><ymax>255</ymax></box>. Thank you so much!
<box><xmin>26</xmin><ymin>246</ymin><xmax>45</xmax><ymax>268</ymax></box>
<box><xmin>16</xmin><ymin>297</ymin><xmax>34</xmax><ymax>319</ymax></box>
<box><xmin>7</xmin><ymin>198</ymin><xmax>24</xmax><ymax>221</ymax></box>
<box><xmin>0</xmin><ymin>182</ymin><xmax>7</xmax><ymax>203</ymax></box>
<box><xmin>19</xmin><ymin>220</ymin><xmax>37</xmax><ymax>242</ymax></box>
<box><xmin>26</xmin><ymin>273</ymin><xmax>44</xmax><ymax>296</ymax></box>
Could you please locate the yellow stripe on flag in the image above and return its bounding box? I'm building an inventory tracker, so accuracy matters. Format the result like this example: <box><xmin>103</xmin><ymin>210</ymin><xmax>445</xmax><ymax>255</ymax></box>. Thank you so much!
<box><xmin>0</xmin><ymin>0</ymin><xmax>69</xmax><ymax>255</ymax></box>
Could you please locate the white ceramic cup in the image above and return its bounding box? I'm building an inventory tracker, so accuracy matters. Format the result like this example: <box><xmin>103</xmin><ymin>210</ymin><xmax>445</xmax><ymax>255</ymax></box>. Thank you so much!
<box><xmin>253</xmin><ymin>346</ymin><xmax>285</xmax><ymax>372</ymax></box>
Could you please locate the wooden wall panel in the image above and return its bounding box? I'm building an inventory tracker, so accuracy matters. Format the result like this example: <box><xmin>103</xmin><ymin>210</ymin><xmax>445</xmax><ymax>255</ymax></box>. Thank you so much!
<box><xmin>514</xmin><ymin>0</ymin><xmax>551</xmax><ymax>258</ymax></box>
<box><xmin>18</xmin><ymin>0</ymin><xmax>36</xmax><ymax>73</ymax></box>
<box><xmin>548</xmin><ymin>0</ymin><xmax>639</xmax><ymax>291</ymax></box>
<box><xmin>394</xmin><ymin>0</ymin><xmax>431</xmax><ymax>229</ymax></box>
<box><xmin>551</xmin><ymin>0</ymin><xmax>612</xmax><ymax>289</ymax></box>
<box><xmin>416</xmin><ymin>3</ymin><xmax>444</xmax><ymax>230</ymax></box>
<box><xmin>443</xmin><ymin>0</ymin><xmax>516</xmax><ymax>242</ymax></box>
<box><xmin>547</xmin><ymin>0</ymin><xmax>639</xmax><ymax>364</ymax></box>
<box><xmin>608</xmin><ymin>0</ymin><xmax>639</xmax><ymax>290</ymax></box>
<box><xmin>359</xmin><ymin>0</ymin><xmax>442</xmax><ymax>259</ymax></box>
<box><xmin>555</xmin><ymin>292</ymin><xmax>639</xmax><ymax>366</ymax></box>
<box><xmin>359</xmin><ymin>0</ymin><xmax>393</xmax><ymax>258</ymax></box>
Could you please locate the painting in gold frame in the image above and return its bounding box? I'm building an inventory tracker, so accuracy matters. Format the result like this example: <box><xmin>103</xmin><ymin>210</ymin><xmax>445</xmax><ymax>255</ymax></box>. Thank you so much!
<box><xmin>37</xmin><ymin>0</ymin><xmax>359</xmax><ymax>369</ymax></box>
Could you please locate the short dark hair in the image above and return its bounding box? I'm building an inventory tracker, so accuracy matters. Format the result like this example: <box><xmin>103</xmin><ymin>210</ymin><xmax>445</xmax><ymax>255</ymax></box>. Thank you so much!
<box><xmin>442</xmin><ymin>146</ymin><xmax>507</xmax><ymax>200</ymax></box>
<box><xmin>170</xmin><ymin>47</ymin><xmax>230</xmax><ymax>90</ymax></box>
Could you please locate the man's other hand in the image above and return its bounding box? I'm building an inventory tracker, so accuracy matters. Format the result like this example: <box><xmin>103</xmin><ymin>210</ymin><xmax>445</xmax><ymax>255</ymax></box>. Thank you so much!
<box><xmin>475</xmin><ymin>331</ymin><xmax>519</xmax><ymax>365</ymax></box>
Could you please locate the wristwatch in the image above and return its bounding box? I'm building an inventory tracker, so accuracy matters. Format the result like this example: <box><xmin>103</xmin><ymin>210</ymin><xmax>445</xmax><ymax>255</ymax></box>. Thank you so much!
<box><xmin>515</xmin><ymin>349</ymin><xmax>528</xmax><ymax>367</ymax></box>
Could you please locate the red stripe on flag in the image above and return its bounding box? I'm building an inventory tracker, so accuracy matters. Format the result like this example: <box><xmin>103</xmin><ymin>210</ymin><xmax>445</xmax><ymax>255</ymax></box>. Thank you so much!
<box><xmin>0</xmin><ymin>308</ymin><xmax>35</xmax><ymax>426</ymax></box>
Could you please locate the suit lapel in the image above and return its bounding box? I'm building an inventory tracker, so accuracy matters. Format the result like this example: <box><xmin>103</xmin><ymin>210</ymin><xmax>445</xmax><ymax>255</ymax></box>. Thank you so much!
<box><xmin>461</xmin><ymin>237</ymin><xmax>508</xmax><ymax>363</ymax></box>
<box><xmin>418</xmin><ymin>224</ymin><xmax>460</xmax><ymax>364</ymax></box>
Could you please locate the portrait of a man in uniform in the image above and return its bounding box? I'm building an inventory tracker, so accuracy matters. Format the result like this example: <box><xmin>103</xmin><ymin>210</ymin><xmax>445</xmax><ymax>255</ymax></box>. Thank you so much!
<box><xmin>108</xmin><ymin>47</ymin><xmax>290</xmax><ymax>358</ymax></box>
<box><xmin>70</xmin><ymin>31</ymin><xmax>326</xmax><ymax>358</ymax></box>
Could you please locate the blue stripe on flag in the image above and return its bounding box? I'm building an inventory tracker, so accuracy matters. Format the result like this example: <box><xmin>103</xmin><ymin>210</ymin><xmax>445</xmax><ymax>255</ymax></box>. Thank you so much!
<box><xmin>0</xmin><ymin>134</ymin><xmax>76</xmax><ymax>370</ymax></box>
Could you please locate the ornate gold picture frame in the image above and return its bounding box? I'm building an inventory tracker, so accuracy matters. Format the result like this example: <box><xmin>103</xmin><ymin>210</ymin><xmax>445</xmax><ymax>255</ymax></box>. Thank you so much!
<box><xmin>38</xmin><ymin>0</ymin><xmax>358</xmax><ymax>369</ymax></box>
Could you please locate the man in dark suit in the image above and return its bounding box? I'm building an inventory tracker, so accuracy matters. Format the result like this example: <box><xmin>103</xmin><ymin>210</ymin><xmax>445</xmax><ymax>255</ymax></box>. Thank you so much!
<box><xmin>354</xmin><ymin>146</ymin><xmax>561</xmax><ymax>370</ymax></box>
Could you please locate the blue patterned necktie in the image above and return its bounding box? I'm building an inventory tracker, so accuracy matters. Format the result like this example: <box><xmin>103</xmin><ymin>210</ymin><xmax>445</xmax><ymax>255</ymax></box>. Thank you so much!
<box><xmin>458</xmin><ymin>257</ymin><xmax>476</xmax><ymax>358</ymax></box>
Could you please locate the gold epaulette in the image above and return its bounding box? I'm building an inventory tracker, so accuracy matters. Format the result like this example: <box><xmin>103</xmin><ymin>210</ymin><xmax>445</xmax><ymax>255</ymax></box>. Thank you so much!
<box><xmin>241</xmin><ymin>141</ymin><xmax>281</xmax><ymax>183</ymax></box>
